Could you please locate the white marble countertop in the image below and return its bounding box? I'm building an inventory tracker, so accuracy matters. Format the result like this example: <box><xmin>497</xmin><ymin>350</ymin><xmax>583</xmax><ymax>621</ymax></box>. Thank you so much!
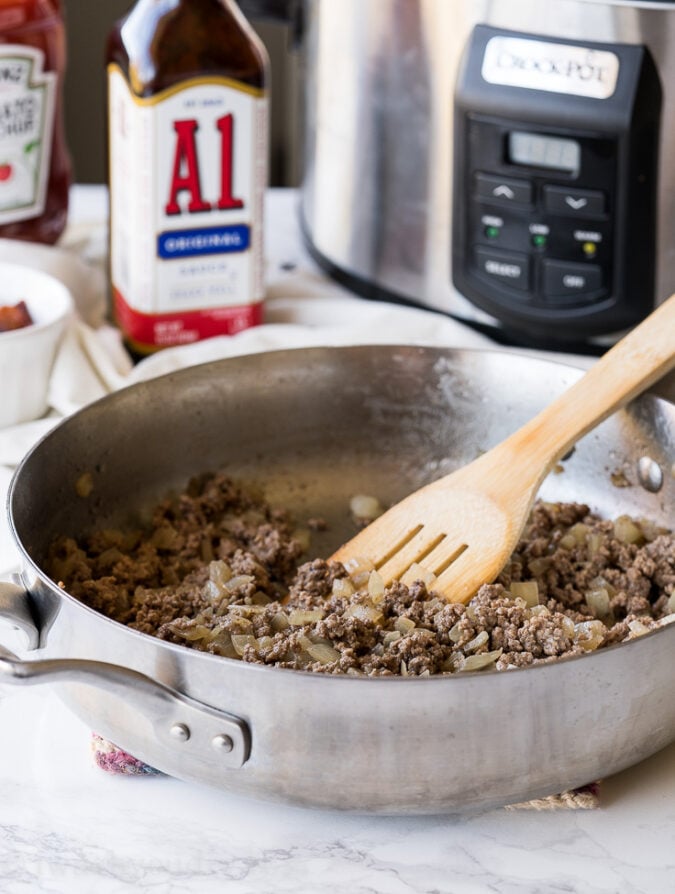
<box><xmin>0</xmin><ymin>188</ymin><xmax>674</xmax><ymax>893</ymax></box>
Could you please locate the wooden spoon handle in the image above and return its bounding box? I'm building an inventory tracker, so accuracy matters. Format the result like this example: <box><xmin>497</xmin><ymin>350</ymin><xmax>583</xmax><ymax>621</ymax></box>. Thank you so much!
<box><xmin>505</xmin><ymin>292</ymin><xmax>675</xmax><ymax>471</ymax></box>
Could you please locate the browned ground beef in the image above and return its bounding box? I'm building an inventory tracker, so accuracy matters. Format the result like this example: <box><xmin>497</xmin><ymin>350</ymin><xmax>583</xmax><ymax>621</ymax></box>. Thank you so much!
<box><xmin>47</xmin><ymin>472</ymin><xmax>675</xmax><ymax>676</ymax></box>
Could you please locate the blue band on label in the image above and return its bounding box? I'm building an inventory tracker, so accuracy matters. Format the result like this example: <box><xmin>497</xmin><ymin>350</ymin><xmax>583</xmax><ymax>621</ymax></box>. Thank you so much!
<box><xmin>158</xmin><ymin>224</ymin><xmax>250</xmax><ymax>259</ymax></box>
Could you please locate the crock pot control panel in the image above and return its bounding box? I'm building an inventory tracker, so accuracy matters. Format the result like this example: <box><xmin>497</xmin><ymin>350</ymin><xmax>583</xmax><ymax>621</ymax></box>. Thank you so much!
<box><xmin>452</xmin><ymin>26</ymin><xmax>661</xmax><ymax>342</ymax></box>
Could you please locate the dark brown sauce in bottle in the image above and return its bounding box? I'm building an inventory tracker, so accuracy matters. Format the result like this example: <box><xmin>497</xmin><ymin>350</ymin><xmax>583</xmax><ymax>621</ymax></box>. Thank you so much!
<box><xmin>0</xmin><ymin>0</ymin><xmax>70</xmax><ymax>243</ymax></box>
<box><xmin>106</xmin><ymin>0</ymin><xmax>266</xmax><ymax>97</ymax></box>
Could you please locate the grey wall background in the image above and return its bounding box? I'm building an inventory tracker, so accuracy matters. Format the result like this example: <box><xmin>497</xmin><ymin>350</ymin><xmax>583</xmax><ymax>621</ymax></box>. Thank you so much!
<box><xmin>63</xmin><ymin>0</ymin><xmax>301</xmax><ymax>185</ymax></box>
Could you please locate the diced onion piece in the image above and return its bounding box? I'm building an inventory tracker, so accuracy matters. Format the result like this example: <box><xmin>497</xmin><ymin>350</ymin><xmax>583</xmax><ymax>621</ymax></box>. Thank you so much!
<box><xmin>170</xmin><ymin>623</ymin><xmax>212</xmax><ymax>642</ymax></box>
<box><xmin>306</xmin><ymin>643</ymin><xmax>340</xmax><ymax>665</ymax></box>
<box><xmin>585</xmin><ymin>587</ymin><xmax>611</xmax><ymax>619</ymax></box>
<box><xmin>345</xmin><ymin>555</ymin><xmax>375</xmax><ymax>589</ymax></box>
<box><xmin>332</xmin><ymin>577</ymin><xmax>355</xmax><ymax>598</ymax></box>
<box><xmin>401</xmin><ymin>562</ymin><xmax>437</xmax><ymax>588</ymax></box>
<box><xmin>587</xmin><ymin>533</ymin><xmax>603</xmax><ymax>557</ymax></box>
<box><xmin>209</xmin><ymin>560</ymin><xmax>232</xmax><ymax>585</ymax></box>
<box><xmin>569</xmin><ymin>522</ymin><xmax>589</xmax><ymax>544</ymax></box>
<box><xmin>527</xmin><ymin>557</ymin><xmax>551</xmax><ymax>576</ymax></box>
<box><xmin>559</xmin><ymin>534</ymin><xmax>577</xmax><ymax>551</ymax></box>
<box><xmin>589</xmin><ymin>575</ymin><xmax>615</xmax><ymax>597</ymax></box>
<box><xmin>463</xmin><ymin>630</ymin><xmax>489</xmax><ymax>653</ymax></box>
<box><xmin>204</xmin><ymin>560</ymin><xmax>232</xmax><ymax>599</ymax></box>
<box><xmin>460</xmin><ymin>648</ymin><xmax>503</xmax><ymax>672</ymax></box>
<box><xmin>400</xmin><ymin>660</ymin><xmax>409</xmax><ymax>676</ymax></box>
<box><xmin>270</xmin><ymin>613</ymin><xmax>288</xmax><ymax>633</ymax></box>
<box><xmin>448</xmin><ymin>620</ymin><xmax>464</xmax><ymax>643</ymax></box>
<box><xmin>344</xmin><ymin>555</ymin><xmax>375</xmax><ymax>574</ymax></box>
<box><xmin>638</xmin><ymin>518</ymin><xmax>666</xmax><ymax>542</ymax></box>
<box><xmin>287</xmin><ymin>609</ymin><xmax>325</xmax><ymax>626</ymax></box>
<box><xmin>383</xmin><ymin>630</ymin><xmax>402</xmax><ymax>646</ymax></box>
<box><xmin>367</xmin><ymin>570</ymin><xmax>386</xmax><ymax>601</ymax></box>
<box><xmin>573</xmin><ymin>620</ymin><xmax>606</xmax><ymax>651</ymax></box>
<box><xmin>667</xmin><ymin>592</ymin><xmax>675</xmax><ymax>615</ymax></box>
<box><xmin>627</xmin><ymin>619</ymin><xmax>651</xmax><ymax>638</ymax></box>
<box><xmin>562</xmin><ymin>616</ymin><xmax>575</xmax><ymax>638</ymax></box>
<box><xmin>225</xmin><ymin>574</ymin><xmax>255</xmax><ymax>594</ymax></box>
<box><xmin>509</xmin><ymin>580</ymin><xmax>539</xmax><ymax>607</ymax></box>
<box><xmin>441</xmin><ymin>654</ymin><xmax>463</xmax><ymax>673</ymax></box>
<box><xmin>345</xmin><ymin>604</ymin><xmax>383</xmax><ymax>624</ymax></box>
<box><xmin>211</xmin><ymin>635</ymin><xmax>238</xmax><ymax>659</ymax></box>
<box><xmin>204</xmin><ymin>580</ymin><xmax>222</xmax><ymax>601</ymax></box>
<box><xmin>394</xmin><ymin>616</ymin><xmax>416</xmax><ymax>635</ymax></box>
<box><xmin>613</xmin><ymin>516</ymin><xmax>642</xmax><ymax>544</ymax></box>
<box><xmin>75</xmin><ymin>472</ymin><xmax>94</xmax><ymax>498</ymax></box>
<box><xmin>231</xmin><ymin>634</ymin><xmax>257</xmax><ymax>656</ymax></box>
<box><xmin>256</xmin><ymin>635</ymin><xmax>274</xmax><ymax>651</ymax></box>
<box><xmin>349</xmin><ymin>494</ymin><xmax>383</xmax><ymax>522</ymax></box>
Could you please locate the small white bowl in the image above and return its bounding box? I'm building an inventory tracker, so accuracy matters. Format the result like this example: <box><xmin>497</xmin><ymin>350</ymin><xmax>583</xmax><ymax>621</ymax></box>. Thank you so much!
<box><xmin>0</xmin><ymin>262</ymin><xmax>74</xmax><ymax>427</ymax></box>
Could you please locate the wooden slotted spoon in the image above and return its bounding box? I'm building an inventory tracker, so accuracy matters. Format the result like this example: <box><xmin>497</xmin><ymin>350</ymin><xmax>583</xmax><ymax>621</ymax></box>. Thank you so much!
<box><xmin>331</xmin><ymin>294</ymin><xmax>675</xmax><ymax>603</ymax></box>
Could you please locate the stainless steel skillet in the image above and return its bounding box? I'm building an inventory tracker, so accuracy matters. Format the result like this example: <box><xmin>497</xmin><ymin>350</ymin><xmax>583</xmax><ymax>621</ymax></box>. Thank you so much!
<box><xmin>1</xmin><ymin>345</ymin><xmax>674</xmax><ymax>814</ymax></box>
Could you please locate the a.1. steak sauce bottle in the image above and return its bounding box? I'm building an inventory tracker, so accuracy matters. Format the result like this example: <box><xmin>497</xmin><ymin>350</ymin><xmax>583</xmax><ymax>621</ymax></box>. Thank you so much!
<box><xmin>107</xmin><ymin>0</ymin><xmax>269</xmax><ymax>355</ymax></box>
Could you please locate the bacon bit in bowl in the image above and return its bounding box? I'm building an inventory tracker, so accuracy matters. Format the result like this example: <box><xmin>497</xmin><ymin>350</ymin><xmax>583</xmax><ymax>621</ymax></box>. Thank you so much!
<box><xmin>0</xmin><ymin>300</ymin><xmax>33</xmax><ymax>332</ymax></box>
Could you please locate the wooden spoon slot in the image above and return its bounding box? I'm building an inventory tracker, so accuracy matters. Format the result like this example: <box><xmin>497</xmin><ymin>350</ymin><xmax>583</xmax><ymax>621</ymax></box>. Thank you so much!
<box><xmin>374</xmin><ymin>525</ymin><xmax>423</xmax><ymax>570</ymax></box>
<box><xmin>433</xmin><ymin>542</ymin><xmax>468</xmax><ymax>576</ymax></box>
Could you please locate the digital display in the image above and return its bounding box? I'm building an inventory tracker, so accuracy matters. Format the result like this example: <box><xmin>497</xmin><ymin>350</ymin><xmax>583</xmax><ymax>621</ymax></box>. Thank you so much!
<box><xmin>508</xmin><ymin>131</ymin><xmax>581</xmax><ymax>174</ymax></box>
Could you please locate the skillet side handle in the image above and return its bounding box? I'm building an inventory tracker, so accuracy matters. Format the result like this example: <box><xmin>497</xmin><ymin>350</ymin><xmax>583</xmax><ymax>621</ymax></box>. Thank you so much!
<box><xmin>0</xmin><ymin>579</ymin><xmax>39</xmax><ymax>651</ymax></box>
<box><xmin>0</xmin><ymin>653</ymin><xmax>251</xmax><ymax>769</ymax></box>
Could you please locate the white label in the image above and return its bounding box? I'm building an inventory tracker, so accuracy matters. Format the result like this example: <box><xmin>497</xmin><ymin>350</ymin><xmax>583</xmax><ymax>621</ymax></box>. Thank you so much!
<box><xmin>563</xmin><ymin>275</ymin><xmax>586</xmax><ymax>289</ymax></box>
<box><xmin>485</xmin><ymin>260</ymin><xmax>520</xmax><ymax>278</ymax></box>
<box><xmin>109</xmin><ymin>68</ymin><xmax>267</xmax><ymax>325</ymax></box>
<box><xmin>0</xmin><ymin>46</ymin><xmax>56</xmax><ymax>225</ymax></box>
<box><xmin>574</xmin><ymin>230</ymin><xmax>602</xmax><ymax>243</ymax></box>
<box><xmin>482</xmin><ymin>36</ymin><xmax>620</xmax><ymax>99</ymax></box>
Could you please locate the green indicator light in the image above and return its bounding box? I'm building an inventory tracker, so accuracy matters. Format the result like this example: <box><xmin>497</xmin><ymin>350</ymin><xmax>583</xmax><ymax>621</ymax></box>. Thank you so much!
<box><xmin>485</xmin><ymin>225</ymin><xmax>500</xmax><ymax>239</ymax></box>
<box><xmin>532</xmin><ymin>234</ymin><xmax>547</xmax><ymax>248</ymax></box>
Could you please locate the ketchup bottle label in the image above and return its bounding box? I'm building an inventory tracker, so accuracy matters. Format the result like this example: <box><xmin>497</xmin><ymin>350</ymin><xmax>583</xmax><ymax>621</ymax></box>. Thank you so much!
<box><xmin>0</xmin><ymin>46</ymin><xmax>56</xmax><ymax>225</ymax></box>
<box><xmin>108</xmin><ymin>64</ymin><xmax>268</xmax><ymax>352</ymax></box>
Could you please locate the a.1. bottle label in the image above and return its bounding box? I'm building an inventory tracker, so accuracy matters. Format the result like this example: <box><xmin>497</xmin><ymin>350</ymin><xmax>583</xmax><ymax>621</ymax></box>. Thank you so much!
<box><xmin>108</xmin><ymin>65</ymin><xmax>268</xmax><ymax>352</ymax></box>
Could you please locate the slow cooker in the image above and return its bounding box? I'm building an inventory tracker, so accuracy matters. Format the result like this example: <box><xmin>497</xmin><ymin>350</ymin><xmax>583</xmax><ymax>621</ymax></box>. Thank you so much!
<box><xmin>244</xmin><ymin>0</ymin><xmax>675</xmax><ymax>349</ymax></box>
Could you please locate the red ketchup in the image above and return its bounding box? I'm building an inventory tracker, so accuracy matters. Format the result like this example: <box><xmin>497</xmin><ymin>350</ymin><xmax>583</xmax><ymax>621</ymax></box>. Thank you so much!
<box><xmin>0</xmin><ymin>0</ymin><xmax>70</xmax><ymax>244</ymax></box>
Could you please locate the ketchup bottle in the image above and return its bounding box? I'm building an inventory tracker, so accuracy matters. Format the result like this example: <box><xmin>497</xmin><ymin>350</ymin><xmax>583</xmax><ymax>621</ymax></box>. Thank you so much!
<box><xmin>106</xmin><ymin>0</ymin><xmax>269</xmax><ymax>355</ymax></box>
<box><xmin>0</xmin><ymin>0</ymin><xmax>70</xmax><ymax>244</ymax></box>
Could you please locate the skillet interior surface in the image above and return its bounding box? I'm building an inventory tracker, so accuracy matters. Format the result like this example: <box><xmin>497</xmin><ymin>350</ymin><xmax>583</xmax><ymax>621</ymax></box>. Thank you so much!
<box><xmin>12</xmin><ymin>344</ymin><xmax>675</xmax><ymax>563</ymax></box>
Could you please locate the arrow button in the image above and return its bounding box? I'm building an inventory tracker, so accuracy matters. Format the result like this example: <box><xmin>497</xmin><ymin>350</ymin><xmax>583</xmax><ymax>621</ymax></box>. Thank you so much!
<box><xmin>543</xmin><ymin>185</ymin><xmax>605</xmax><ymax>217</ymax></box>
<box><xmin>475</xmin><ymin>173</ymin><xmax>532</xmax><ymax>205</ymax></box>
<box><xmin>565</xmin><ymin>196</ymin><xmax>588</xmax><ymax>210</ymax></box>
<box><xmin>493</xmin><ymin>184</ymin><xmax>515</xmax><ymax>199</ymax></box>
